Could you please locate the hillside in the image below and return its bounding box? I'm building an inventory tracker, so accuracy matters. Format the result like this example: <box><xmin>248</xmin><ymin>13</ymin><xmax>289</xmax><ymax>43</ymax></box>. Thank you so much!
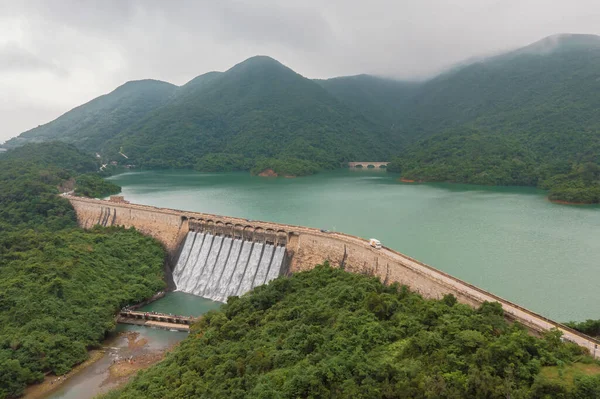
<box><xmin>7</xmin><ymin>57</ymin><xmax>393</xmax><ymax>175</ymax></box>
<box><xmin>4</xmin><ymin>80</ymin><xmax>177</xmax><ymax>150</ymax></box>
<box><xmin>103</xmin><ymin>56</ymin><xmax>392</xmax><ymax>172</ymax></box>
<box><xmin>315</xmin><ymin>74</ymin><xmax>419</xmax><ymax>132</ymax></box>
<box><xmin>6</xmin><ymin>34</ymin><xmax>600</xmax><ymax>186</ymax></box>
<box><xmin>105</xmin><ymin>264</ymin><xmax>600</xmax><ymax>399</ymax></box>
<box><xmin>0</xmin><ymin>143</ymin><xmax>165</xmax><ymax>398</ymax></box>
<box><xmin>388</xmin><ymin>34</ymin><xmax>600</xmax><ymax>203</ymax></box>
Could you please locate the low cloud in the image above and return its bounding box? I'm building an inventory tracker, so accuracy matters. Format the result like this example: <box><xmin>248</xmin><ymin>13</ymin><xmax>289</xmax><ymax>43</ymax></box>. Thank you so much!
<box><xmin>0</xmin><ymin>43</ymin><xmax>67</xmax><ymax>76</ymax></box>
<box><xmin>1</xmin><ymin>0</ymin><xmax>600</xmax><ymax>143</ymax></box>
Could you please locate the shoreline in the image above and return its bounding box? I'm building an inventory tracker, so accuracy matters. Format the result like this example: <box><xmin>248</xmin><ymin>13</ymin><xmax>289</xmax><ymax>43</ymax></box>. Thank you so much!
<box><xmin>547</xmin><ymin>198</ymin><xmax>594</xmax><ymax>206</ymax></box>
<box><xmin>22</xmin><ymin>350</ymin><xmax>105</xmax><ymax>399</ymax></box>
<box><xmin>22</xmin><ymin>291</ymin><xmax>170</xmax><ymax>399</ymax></box>
<box><xmin>24</xmin><ymin>329</ymin><xmax>181</xmax><ymax>399</ymax></box>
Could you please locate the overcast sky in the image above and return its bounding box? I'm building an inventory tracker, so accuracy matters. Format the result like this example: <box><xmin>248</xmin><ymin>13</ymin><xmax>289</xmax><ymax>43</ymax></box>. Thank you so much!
<box><xmin>1</xmin><ymin>0</ymin><xmax>599</xmax><ymax>143</ymax></box>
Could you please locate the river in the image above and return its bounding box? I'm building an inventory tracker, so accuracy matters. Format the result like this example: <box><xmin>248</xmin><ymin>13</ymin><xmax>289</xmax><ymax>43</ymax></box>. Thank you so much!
<box><xmin>43</xmin><ymin>293</ymin><xmax>220</xmax><ymax>399</ymax></box>
<box><xmin>108</xmin><ymin>169</ymin><xmax>600</xmax><ymax>323</ymax></box>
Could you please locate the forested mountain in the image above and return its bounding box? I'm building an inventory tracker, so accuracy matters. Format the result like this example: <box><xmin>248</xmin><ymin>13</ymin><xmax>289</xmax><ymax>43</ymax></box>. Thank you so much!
<box><xmin>6</xmin><ymin>57</ymin><xmax>393</xmax><ymax>175</ymax></box>
<box><xmin>6</xmin><ymin>34</ymin><xmax>600</xmax><ymax>189</ymax></box>
<box><xmin>104</xmin><ymin>56</ymin><xmax>392</xmax><ymax>171</ymax></box>
<box><xmin>315</xmin><ymin>74</ymin><xmax>419</xmax><ymax>130</ymax></box>
<box><xmin>388</xmin><ymin>34</ymin><xmax>600</xmax><ymax>203</ymax></box>
<box><xmin>4</xmin><ymin>80</ymin><xmax>177</xmax><ymax>150</ymax></box>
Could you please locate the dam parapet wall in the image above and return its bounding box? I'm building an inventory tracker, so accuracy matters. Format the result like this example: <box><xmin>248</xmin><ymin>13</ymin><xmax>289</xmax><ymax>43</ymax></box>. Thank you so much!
<box><xmin>67</xmin><ymin>195</ymin><xmax>600</xmax><ymax>358</ymax></box>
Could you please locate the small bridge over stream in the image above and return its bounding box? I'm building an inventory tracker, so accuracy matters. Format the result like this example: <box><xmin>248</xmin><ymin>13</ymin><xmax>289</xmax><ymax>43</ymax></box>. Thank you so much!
<box><xmin>348</xmin><ymin>161</ymin><xmax>389</xmax><ymax>168</ymax></box>
<box><xmin>118</xmin><ymin>311</ymin><xmax>197</xmax><ymax>331</ymax></box>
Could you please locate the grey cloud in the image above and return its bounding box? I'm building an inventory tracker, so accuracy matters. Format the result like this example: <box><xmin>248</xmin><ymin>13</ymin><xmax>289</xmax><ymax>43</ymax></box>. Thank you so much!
<box><xmin>0</xmin><ymin>43</ymin><xmax>67</xmax><ymax>76</ymax></box>
<box><xmin>1</xmin><ymin>0</ymin><xmax>600</xmax><ymax>142</ymax></box>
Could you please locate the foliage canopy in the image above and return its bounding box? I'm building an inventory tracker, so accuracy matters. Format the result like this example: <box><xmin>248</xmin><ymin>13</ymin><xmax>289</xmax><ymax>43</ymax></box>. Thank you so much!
<box><xmin>106</xmin><ymin>265</ymin><xmax>599</xmax><ymax>399</ymax></box>
<box><xmin>0</xmin><ymin>142</ymin><xmax>165</xmax><ymax>398</ymax></box>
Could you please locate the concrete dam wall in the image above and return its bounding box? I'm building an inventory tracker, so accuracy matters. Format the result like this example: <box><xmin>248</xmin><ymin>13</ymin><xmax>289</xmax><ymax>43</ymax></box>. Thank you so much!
<box><xmin>68</xmin><ymin>196</ymin><xmax>600</xmax><ymax>357</ymax></box>
<box><xmin>173</xmin><ymin>232</ymin><xmax>286</xmax><ymax>302</ymax></box>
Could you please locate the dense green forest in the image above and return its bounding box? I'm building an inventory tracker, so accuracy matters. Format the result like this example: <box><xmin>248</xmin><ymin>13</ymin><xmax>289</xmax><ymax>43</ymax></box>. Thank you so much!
<box><xmin>105</xmin><ymin>265</ymin><xmax>600</xmax><ymax>399</ymax></box>
<box><xmin>0</xmin><ymin>143</ymin><xmax>166</xmax><ymax>398</ymax></box>
<box><xmin>6</xmin><ymin>57</ymin><xmax>392</xmax><ymax>175</ymax></box>
<box><xmin>388</xmin><ymin>128</ymin><xmax>600</xmax><ymax>203</ymax></box>
<box><xmin>249</xmin><ymin>158</ymin><xmax>321</xmax><ymax>177</ymax></box>
<box><xmin>382</xmin><ymin>35</ymin><xmax>600</xmax><ymax>203</ymax></box>
<box><xmin>194</xmin><ymin>154</ymin><xmax>322</xmax><ymax>176</ymax></box>
<box><xmin>102</xmin><ymin>56</ymin><xmax>390</xmax><ymax>173</ymax></box>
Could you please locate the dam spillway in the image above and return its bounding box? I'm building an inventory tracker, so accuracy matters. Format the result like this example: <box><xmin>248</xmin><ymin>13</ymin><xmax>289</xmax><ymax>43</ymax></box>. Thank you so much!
<box><xmin>172</xmin><ymin>232</ymin><xmax>286</xmax><ymax>302</ymax></box>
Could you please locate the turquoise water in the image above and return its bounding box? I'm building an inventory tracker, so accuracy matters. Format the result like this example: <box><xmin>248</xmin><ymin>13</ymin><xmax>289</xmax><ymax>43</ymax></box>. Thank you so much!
<box><xmin>109</xmin><ymin>169</ymin><xmax>600</xmax><ymax>322</ymax></box>
<box><xmin>139</xmin><ymin>291</ymin><xmax>222</xmax><ymax>317</ymax></box>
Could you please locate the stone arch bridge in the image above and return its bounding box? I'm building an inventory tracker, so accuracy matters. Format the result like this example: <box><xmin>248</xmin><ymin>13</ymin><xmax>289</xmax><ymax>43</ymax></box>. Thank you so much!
<box><xmin>348</xmin><ymin>161</ymin><xmax>389</xmax><ymax>168</ymax></box>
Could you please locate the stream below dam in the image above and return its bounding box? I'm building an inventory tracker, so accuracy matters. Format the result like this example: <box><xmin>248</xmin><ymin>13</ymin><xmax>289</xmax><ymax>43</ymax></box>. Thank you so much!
<box><xmin>108</xmin><ymin>169</ymin><xmax>600</xmax><ymax>323</ymax></box>
<box><xmin>41</xmin><ymin>293</ymin><xmax>220</xmax><ymax>399</ymax></box>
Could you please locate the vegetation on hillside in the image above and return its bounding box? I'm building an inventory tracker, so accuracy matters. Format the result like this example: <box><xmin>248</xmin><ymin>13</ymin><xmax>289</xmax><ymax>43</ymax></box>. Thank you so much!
<box><xmin>74</xmin><ymin>173</ymin><xmax>121</xmax><ymax>198</ymax></box>
<box><xmin>250</xmin><ymin>158</ymin><xmax>321</xmax><ymax>177</ymax></box>
<box><xmin>5</xmin><ymin>34</ymin><xmax>600</xmax><ymax>191</ymax></box>
<box><xmin>105</xmin><ymin>265</ymin><xmax>600</xmax><ymax>399</ymax></box>
<box><xmin>6</xmin><ymin>57</ymin><xmax>393</xmax><ymax>175</ymax></box>
<box><xmin>384</xmin><ymin>35</ymin><xmax>600</xmax><ymax>203</ymax></box>
<box><xmin>4</xmin><ymin>80</ymin><xmax>177</xmax><ymax>151</ymax></box>
<box><xmin>388</xmin><ymin>128</ymin><xmax>600</xmax><ymax>203</ymax></box>
<box><xmin>0</xmin><ymin>143</ymin><xmax>166</xmax><ymax>398</ymax></box>
<box><xmin>103</xmin><ymin>57</ymin><xmax>391</xmax><ymax>173</ymax></box>
<box><xmin>194</xmin><ymin>154</ymin><xmax>322</xmax><ymax>177</ymax></box>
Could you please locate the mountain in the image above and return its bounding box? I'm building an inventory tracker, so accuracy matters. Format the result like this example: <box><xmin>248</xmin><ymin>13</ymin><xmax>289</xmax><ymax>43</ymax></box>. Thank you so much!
<box><xmin>7</xmin><ymin>34</ymin><xmax>600</xmax><ymax>187</ymax></box>
<box><xmin>8</xmin><ymin>57</ymin><xmax>393</xmax><ymax>174</ymax></box>
<box><xmin>102</xmin><ymin>56</ymin><xmax>393</xmax><ymax>171</ymax></box>
<box><xmin>385</xmin><ymin>34</ymin><xmax>600</xmax><ymax>203</ymax></box>
<box><xmin>5</xmin><ymin>80</ymin><xmax>177</xmax><ymax>150</ymax></box>
<box><xmin>315</xmin><ymin>75</ymin><xmax>419</xmax><ymax>130</ymax></box>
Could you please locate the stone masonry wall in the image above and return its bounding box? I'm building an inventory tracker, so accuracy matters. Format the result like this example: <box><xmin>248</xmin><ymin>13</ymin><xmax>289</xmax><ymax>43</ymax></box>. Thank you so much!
<box><xmin>68</xmin><ymin>196</ymin><xmax>484</xmax><ymax>306</ymax></box>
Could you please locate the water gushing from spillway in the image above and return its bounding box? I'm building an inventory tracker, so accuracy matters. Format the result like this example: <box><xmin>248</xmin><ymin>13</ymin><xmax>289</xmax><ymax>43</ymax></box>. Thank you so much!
<box><xmin>172</xmin><ymin>232</ymin><xmax>286</xmax><ymax>302</ymax></box>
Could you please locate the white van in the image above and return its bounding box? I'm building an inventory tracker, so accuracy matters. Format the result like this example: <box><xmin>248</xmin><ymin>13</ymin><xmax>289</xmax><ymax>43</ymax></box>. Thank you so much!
<box><xmin>369</xmin><ymin>238</ymin><xmax>382</xmax><ymax>249</ymax></box>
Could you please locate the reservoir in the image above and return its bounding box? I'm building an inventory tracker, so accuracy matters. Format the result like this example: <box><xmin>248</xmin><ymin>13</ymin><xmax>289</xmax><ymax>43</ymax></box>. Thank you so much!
<box><xmin>109</xmin><ymin>169</ymin><xmax>600</xmax><ymax>323</ymax></box>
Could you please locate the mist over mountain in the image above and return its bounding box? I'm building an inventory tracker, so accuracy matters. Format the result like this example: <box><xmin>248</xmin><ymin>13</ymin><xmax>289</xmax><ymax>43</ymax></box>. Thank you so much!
<box><xmin>6</xmin><ymin>34</ymin><xmax>600</xmax><ymax>186</ymax></box>
<box><xmin>388</xmin><ymin>33</ymin><xmax>600</xmax><ymax>203</ymax></box>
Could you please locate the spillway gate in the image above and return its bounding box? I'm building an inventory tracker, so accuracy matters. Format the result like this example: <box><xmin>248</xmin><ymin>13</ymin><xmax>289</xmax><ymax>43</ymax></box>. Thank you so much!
<box><xmin>172</xmin><ymin>232</ymin><xmax>287</xmax><ymax>302</ymax></box>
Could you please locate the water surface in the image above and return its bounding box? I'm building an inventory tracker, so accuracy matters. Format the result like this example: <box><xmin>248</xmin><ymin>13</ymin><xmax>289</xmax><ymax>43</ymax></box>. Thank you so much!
<box><xmin>45</xmin><ymin>293</ymin><xmax>218</xmax><ymax>399</ymax></box>
<box><xmin>109</xmin><ymin>169</ymin><xmax>600</xmax><ymax>322</ymax></box>
<box><xmin>138</xmin><ymin>291</ymin><xmax>222</xmax><ymax>316</ymax></box>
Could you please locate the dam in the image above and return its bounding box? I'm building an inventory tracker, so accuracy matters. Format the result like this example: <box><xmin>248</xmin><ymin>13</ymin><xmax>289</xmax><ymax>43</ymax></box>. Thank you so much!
<box><xmin>68</xmin><ymin>195</ymin><xmax>600</xmax><ymax>358</ymax></box>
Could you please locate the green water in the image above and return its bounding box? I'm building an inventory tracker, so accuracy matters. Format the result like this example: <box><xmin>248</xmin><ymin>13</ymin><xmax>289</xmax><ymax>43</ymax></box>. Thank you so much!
<box><xmin>109</xmin><ymin>169</ymin><xmax>600</xmax><ymax>322</ymax></box>
<box><xmin>45</xmin><ymin>293</ymin><xmax>218</xmax><ymax>399</ymax></box>
<box><xmin>139</xmin><ymin>292</ymin><xmax>222</xmax><ymax>316</ymax></box>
